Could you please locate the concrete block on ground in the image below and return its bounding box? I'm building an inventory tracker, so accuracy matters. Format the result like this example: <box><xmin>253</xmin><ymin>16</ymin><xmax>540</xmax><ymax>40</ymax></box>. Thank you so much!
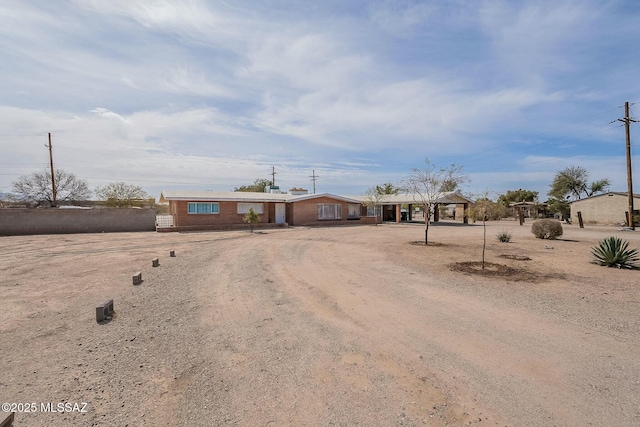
<box><xmin>96</xmin><ymin>299</ymin><xmax>114</xmax><ymax>323</ymax></box>
<box><xmin>170</xmin><ymin>250</ymin><xmax>176</xmax><ymax>257</ymax></box>
<box><xmin>152</xmin><ymin>257</ymin><xmax>159</xmax><ymax>267</ymax></box>
<box><xmin>133</xmin><ymin>272</ymin><xmax>142</xmax><ymax>285</ymax></box>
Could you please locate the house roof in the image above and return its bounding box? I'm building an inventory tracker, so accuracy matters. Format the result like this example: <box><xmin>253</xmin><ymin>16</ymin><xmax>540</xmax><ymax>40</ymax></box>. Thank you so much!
<box><xmin>160</xmin><ymin>190</ymin><xmax>473</xmax><ymax>205</ymax></box>
<box><xmin>159</xmin><ymin>190</ymin><xmax>361</xmax><ymax>204</ymax></box>
<box><xmin>509</xmin><ymin>201</ymin><xmax>548</xmax><ymax>207</ymax></box>
<box><xmin>569</xmin><ymin>191</ymin><xmax>640</xmax><ymax>204</ymax></box>
<box><xmin>346</xmin><ymin>191</ymin><xmax>474</xmax><ymax>205</ymax></box>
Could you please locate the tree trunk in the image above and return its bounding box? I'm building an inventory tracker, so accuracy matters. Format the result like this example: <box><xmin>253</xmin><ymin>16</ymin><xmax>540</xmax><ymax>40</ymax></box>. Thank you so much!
<box><xmin>424</xmin><ymin>208</ymin><xmax>430</xmax><ymax>245</ymax></box>
<box><xmin>482</xmin><ymin>217</ymin><xmax>486</xmax><ymax>269</ymax></box>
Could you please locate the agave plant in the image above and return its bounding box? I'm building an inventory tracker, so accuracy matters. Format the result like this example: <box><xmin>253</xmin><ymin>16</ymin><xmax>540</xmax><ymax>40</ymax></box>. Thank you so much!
<box><xmin>496</xmin><ymin>230</ymin><xmax>512</xmax><ymax>243</ymax></box>
<box><xmin>591</xmin><ymin>236</ymin><xmax>639</xmax><ymax>269</ymax></box>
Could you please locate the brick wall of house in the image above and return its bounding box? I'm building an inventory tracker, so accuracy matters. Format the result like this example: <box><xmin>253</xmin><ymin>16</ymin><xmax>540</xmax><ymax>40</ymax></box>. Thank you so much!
<box><xmin>267</xmin><ymin>203</ymin><xmax>276</xmax><ymax>223</ymax></box>
<box><xmin>170</xmin><ymin>197</ymin><xmax>371</xmax><ymax>228</ymax></box>
<box><xmin>288</xmin><ymin>197</ymin><xmax>360</xmax><ymax>226</ymax></box>
<box><xmin>172</xmin><ymin>200</ymin><xmax>273</xmax><ymax>227</ymax></box>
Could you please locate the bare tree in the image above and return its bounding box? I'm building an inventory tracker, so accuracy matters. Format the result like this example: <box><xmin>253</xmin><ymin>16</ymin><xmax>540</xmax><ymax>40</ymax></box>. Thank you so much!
<box><xmin>404</xmin><ymin>158</ymin><xmax>467</xmax><ymax>245</ymax></box>
<box><xmin>96</xmin><ymin>182</ymin><xmax>150</xmax><ymax>207</ymax></box>
<box><xmin>363</xmin><ymin>187</ymin><xmax>384</xmax><ymax>225</ymax></box>
<box><xmin>12</xmin><ymin>168</ymin><xmax>91</xmax><ymax>206</ymax></box>
<box><xmin>471</xmin><ymin>191</ymin><xmax>495</xmax><ymax>270</ymax></box>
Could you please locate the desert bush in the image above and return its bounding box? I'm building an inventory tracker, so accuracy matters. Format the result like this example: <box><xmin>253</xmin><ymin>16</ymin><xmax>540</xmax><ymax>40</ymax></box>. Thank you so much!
<box><xmin>531</xmin><ymin>219</ymin><xmax>563</xmax><ymax>239</ymax></box>
<box><xmin>243</xmin><ymin>207</ymin><xmax>260</xmax><ymax>233</ymax></box>
<box><xmin>496</xmin><ymin>230</ymin><xmax>512</xmax><ymax>243</ymax></box>
<box><xmin>591</xmin><ymin>236</ymin><xmax>639</xmax><ymax>269</ymax></box>
<box><xmin>469</xmin><ymin>199</ymin><xmax>506</xmax><ymax>222</ymax></box>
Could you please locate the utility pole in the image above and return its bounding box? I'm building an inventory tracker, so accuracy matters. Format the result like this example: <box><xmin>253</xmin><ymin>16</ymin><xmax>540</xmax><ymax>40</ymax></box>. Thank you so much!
<box><xmin>309</xmin><ymin>170</ymin><xmax>319</xmax><ymax>194</ymax></box>
<box><xmin>46</xmin><ymin>133</ymin><xmax>57</xmax><ymax>207</ymax></box>
<box><xmin>618</xmin><ymin>102</ymin><xmax>638</xmax><ymax>229</ymax></box>
<box><xmin>270</xmin><ymin>166</ymin><xmax>277</xmax><ymax>187</ymax></box>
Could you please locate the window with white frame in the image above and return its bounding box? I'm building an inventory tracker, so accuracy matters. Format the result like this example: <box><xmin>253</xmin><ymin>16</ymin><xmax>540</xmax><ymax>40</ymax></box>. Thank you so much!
<box><xmin>318</xmin><ymin>203</ymin><xmax>342</xmax><ymax>220</ymax></box>
<box><xmin>347</xmin><ymin>204</ymin><xmax>361</xmax><ymax>219</ymax></box>
<box><xmin>237</xmin><ymin>203</ymin><xmax>264</xmax><ymax>214</ymax></box>
<box><xmin>366</xmin><ymin>205</ymin><xmax>381</xmax><ymax>217</ymax></box>
<box><xmin>188</xmin><ymin>202</ymin><xmax>219</xmax><ymax>214</ymax></box>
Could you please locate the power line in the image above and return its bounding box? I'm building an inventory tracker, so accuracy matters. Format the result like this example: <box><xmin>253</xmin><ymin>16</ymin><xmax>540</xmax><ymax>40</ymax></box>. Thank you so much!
<box><xmin>463</xmin><ymin>123</ymin><xmax>627</xmax><ymax>174</ymax></box>
<box><xmin>453</xmin><ymin>105</ymin><xmax>622</xmax><ymax>164</ymax></box>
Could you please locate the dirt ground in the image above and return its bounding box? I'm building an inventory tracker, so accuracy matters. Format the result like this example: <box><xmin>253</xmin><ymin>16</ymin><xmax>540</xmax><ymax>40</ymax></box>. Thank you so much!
<box><xmin>1</xmin><ymin>220</ymin><xmax>639</xmax><ymax>426</ymax></box>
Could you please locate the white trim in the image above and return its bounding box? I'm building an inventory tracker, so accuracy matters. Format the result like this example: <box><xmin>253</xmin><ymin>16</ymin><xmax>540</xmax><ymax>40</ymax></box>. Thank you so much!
<box><xmin>237</xmin><ymin>202</ymin><xmax>264</xmax><ymax>214</ymax></box>
<box><xmin>187</xmin><ymin>202</ymin><xmax>219</xmax><ymax>214</ymax></box>
<box><xmin>318</xmin><ymin>203</ymin><xmax>342</xmax><ymax>220</ymax></box>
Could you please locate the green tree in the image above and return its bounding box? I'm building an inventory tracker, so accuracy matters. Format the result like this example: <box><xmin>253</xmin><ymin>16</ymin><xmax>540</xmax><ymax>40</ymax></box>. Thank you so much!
<box><xmin>404</xmin><ymin>158</ymin><xmax>468</xmax><ymax>245</ymax></box>
<box><xmin>234</xmin><ymin>178</ymin><xmax>273</xmax><ymax>193</ymax></box>
<box><xmin>497</xmin><ymin>189</ymin><xmax>539</xmax><ymax>206</ymax></box>
<box><xmin>12</xmin><ymin>168</ymin><xmax>91</xmax><ymax>206</ymax></box>
<box><xmin>243</xmin><ymin>207</ymin><xmax>260</xmax><ymax>232</ymax></box>
<box><xmin>95</xmin><ymin>182</ymin><xmax>150</xmax><ymax>207</ymax></box>
<box><xmin>549</xmin><ymin>166</ymin><xmax>610</xmax><ymax>201</ymax></box>
<box><xmin>374</xmin><ymin>182</ymin><xmax>400</xmax><ymax>195</ymax></box>
<box><xmin>546</xmin><ymin>197</ymin><xmax>570</xmax><ymax>220</ymax></box>
<box><xmin>439</xmin><ymin>178</ymin><xmax>460</xmax><ymax>192</ymax></box>
<box><xmin>548</xmin><ymin>166</ymin><xmax>610</xmax><ymax>221</ymax></box>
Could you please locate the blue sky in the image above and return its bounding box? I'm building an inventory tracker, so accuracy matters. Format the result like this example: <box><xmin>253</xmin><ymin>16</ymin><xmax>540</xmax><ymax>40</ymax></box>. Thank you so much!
<box><xmin>1</xmin><ymin>0</ymin><xmax>639</xmax><ymax>200</ymax></box>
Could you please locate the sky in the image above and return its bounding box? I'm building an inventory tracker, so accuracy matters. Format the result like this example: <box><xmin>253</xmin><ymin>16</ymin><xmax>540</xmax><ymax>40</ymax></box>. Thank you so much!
<box><xmin>1</xmin><ymin>0</ymin><xmax>639</xmax><ymax>201</ymax></box>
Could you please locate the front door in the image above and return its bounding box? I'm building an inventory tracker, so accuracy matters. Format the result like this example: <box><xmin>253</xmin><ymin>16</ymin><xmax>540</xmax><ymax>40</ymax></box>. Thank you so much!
<box><xmin>275</xmin><ymin>203</ymin><xmax>286</xmax><ymax>224</ymax></box>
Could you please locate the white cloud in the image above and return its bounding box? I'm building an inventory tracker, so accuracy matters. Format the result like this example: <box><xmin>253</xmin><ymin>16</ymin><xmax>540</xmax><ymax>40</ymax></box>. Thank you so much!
<box><xmin>1</xmin><ymin>0</ymin><xmax>638</xmax><ymax>199</ymax></box>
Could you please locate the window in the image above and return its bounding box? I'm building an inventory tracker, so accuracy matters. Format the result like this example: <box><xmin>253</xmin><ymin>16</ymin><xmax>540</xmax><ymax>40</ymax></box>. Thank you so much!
<box><xmin>366</xmin><ymin>205</ymin><xmax>381</xmax><ymax>217</ymax></box>
<box><xmin>237</xmin><ymin>203</ymin><xmax>264</xmax><ymax>214</ymax></box>
<box><xmin>347</xmin><ymin>204</ymin><xmax>361</xmax><ymax>219</ymax></box>
<box><xmin>188</xmin><ymin>202</ymin><xmax>219</xmax><ymax>214</ymax></box>
<box><xmin>318</xmin><ymin>204</ymin><xmax>342</xmax><ymax>220</ymax></box>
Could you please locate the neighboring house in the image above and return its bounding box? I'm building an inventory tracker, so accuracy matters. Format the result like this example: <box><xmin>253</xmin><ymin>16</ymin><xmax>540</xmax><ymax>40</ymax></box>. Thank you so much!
<box><xmin>508</xmin><ymin>201</ymin><xmax>548</xmax><ymax>219</ymax></box>
<box><xmin>570</xmin><ymin>192</ymin><xmax>640</xmax><ymax>226</ymax></box>
<box><xmin>158</xmin><ymin>189</ymin><xmax>376</xmax><ymax>231</ymax></box>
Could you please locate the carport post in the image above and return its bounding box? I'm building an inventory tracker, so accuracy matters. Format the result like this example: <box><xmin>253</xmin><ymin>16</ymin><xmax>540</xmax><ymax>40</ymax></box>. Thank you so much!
<box><xmin>463</xmin><ymin>203</ymin><xmax>469</xmax><ymax>224</ymax></box>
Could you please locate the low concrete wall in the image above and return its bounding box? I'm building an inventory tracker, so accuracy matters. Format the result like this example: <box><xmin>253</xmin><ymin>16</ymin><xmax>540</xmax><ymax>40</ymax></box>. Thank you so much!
<box><xmin>0</xmin><ymin>208</ymin><xmax>156</xmax><ymax>236</ymax></box>
<box><xmin>157</xmin><ymin>222</ymin><xmax>288</xmax><ymax>233</ymax></box>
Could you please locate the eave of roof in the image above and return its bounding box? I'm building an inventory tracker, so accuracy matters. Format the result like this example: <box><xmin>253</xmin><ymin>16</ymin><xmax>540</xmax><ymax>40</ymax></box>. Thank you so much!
<box><xmin>568</xmin><ymin>191</ymin><xmax>640</xmax><ymax>204</ymax></box>
<box><xmin>160</xmin><ymin>190</ymin><xmax>291</xmax><ymax>203</ymax></box>
<box><xmin>160</xmin><ymin>190</ymin><xmax>361</xmax><ymax>204</ymax></box>
<box><xmin>347</xmin><ymin>191</ymin><xmax>474</xmax><ymax>205</ymax></box>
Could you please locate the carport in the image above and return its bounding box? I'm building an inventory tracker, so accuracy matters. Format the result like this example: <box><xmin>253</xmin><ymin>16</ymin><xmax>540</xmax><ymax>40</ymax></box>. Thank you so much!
<box><xmin>350</xmin><ymin>192</ymin><xmax>473</xmax><ymax>224</ymax></box>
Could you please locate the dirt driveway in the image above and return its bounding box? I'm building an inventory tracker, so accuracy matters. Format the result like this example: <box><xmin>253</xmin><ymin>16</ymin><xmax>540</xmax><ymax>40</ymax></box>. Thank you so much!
<box><xmin>1</xmin><ymin>221</ymin><xmax>639</xmax><ymax>426</ymax></box>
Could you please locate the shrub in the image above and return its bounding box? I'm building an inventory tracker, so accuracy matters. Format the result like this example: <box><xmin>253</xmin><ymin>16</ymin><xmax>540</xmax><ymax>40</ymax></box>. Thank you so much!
<box><xmin>496</xmin><ymin>230</ymin><xmax>512</xmax><ymax>243</ymax></box>
<box><xmin>531</xmin><ymin>219</ymin><xmax>563</xmax><ymax>239</ymax></box>
<box><xmin>591</xmin><ymin>236</ymin><xmax>639</xmax><ymax>269</ymax></box>
<box><xmin>243</xmin><ymin>207</ymin><xmax>260</xmax><ymax>233</ymax></box>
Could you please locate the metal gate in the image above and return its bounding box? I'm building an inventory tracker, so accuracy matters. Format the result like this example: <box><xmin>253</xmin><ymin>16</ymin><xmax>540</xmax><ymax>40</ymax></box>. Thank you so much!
<box><xmin>155</xmin><ymin>215</ymin><xmax>174</xmax><ymax>228</ymax></box>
